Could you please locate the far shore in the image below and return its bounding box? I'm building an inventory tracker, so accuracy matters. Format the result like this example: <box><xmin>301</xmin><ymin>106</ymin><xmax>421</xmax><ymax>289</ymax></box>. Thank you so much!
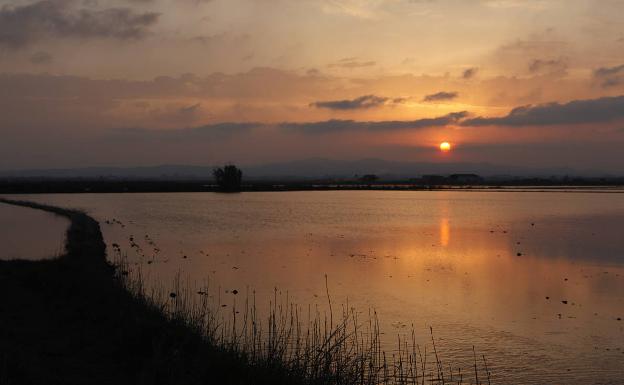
<box><xmin>2</xmin><ymin>178</ymin><xmax>624</xmax><ymax>195</ymax></box>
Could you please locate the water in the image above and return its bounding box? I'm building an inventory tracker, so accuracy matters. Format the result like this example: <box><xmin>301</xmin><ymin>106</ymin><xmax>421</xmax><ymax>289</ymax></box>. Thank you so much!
<box><xmin>9</xmin><ymin>191</ymin><xmax>624</xmax><ymax>384</ymax></box>
<box><xmin>0</xmin><ymin>202</ymin><xmax>68</xmax><ymax>260</ymax></box>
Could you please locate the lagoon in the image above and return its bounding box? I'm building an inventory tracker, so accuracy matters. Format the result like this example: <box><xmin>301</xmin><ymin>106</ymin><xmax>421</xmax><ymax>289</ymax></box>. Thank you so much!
<box><xmin>10</xmin><ymin>191</ymin><xmax>624</xmax><ymax>384</ymax></box>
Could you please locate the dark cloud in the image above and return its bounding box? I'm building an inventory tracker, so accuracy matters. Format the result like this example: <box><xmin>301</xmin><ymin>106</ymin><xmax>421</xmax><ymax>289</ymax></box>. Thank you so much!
<box><xmin>593</xmin><ymin>64</ymin><xmax>624</xmax><ymax>88</ymax></box>
<box><xmin>462</xmin><ymin>67</ymin><xmax>478</xmax><ymax>79</ymax></box>
<box><xmin>0</xmin><ymin>0</ymin><xmax>160</xmax><ymax>50</ymax></box>
<box><xmin>422</xmin><ymin>91</ymin><xmax>458</xmax><ymax>102</ymax></box>
<box><xmin>462</xmin><ymin>95</ymin><xmax>624</xmax><ymax>127</ymax></box>
<box><xmin>29</xmin><ymin>50</ymin><xmax>53</xmax><ymax>65</ymax></box>
<box><xmin>281</xmin><ymin>112</ymin><xmax>468</xmax><ymax>134</ymax></box>
<box><xmin>311</xmin><ymin>95</ymin><xmax>391</xmax><ymax>110</ymax></box>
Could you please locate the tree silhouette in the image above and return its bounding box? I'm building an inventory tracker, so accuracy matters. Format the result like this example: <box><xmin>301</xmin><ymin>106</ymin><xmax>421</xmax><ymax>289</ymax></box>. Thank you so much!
<box><xmin>213</xmin><ymin>164</ymin><xmax>243</xmax><ymax>192</ymax></box>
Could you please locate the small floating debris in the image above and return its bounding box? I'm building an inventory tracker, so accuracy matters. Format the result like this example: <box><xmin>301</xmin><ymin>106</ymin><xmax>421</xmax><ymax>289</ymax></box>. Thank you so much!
<box><xmin>562</xmin><ymin>300</ymin><xmax>568</xmax><ymax>304</ymax></box>
<box><xmin>232</xmin><ymin>289</ymin><xmax>238</xmax><ymax>295</ymax></box>
<box><xmin>169</xmin><ymin>292</ymin><xmax>177</xmax><ymax>299</ymax></box>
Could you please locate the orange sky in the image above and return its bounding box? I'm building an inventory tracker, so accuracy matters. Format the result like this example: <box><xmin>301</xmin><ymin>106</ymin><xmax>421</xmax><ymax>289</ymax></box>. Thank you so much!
<box><xmin>1</xmin><ymin>0</ymin><xmax>624</xmax><ymax>172</ymax></box>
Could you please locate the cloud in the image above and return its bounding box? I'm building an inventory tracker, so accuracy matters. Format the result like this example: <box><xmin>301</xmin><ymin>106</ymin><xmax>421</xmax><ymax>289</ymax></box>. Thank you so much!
<box><xmin>328</xmin><ymin>57</ymin><xmax>376</xmax><ymax>69</ymax></box>
<box><xmin>462</xmin><ymin>95</ymin><xmax>624</xmax><ymax>127</ymax></box>
<box><xmin>528</xmin><ymin>58</ymin><xmax>567</xmax><ymax>75</ymax></box>
<box><xmin>179</xmin><ymin>103</ymin><xmax>201</xmax><ymax>116</ymax></box>
<box><xmin>0</xmin><ymin>0</ymin><xmax>160</xmax><ymax>50</ymax></box>
<box><xmin>29</xmin><ymin>50</ymin><xmax>53</xmax><ymax>65</ymax></box>
<box><xmin>423</xmin><ymin>91</ymin><xmax>458</xmax><ymax>102</ymax></box>
<box><xmin>593</xmin><ymin>64</ymin><xmax>624</xmax><ymax>88</ymax></box>
<box><xmin>311</xmin><ymin>94</ymin><xmax>394</xmax><ymax>110</ymax></box>
<box><xmin>462</xmin><ymin>67</ymin><xmax>478</xmax><ymax>79</ymax></box>
<box><xmin>281</xmin><ymin>111</ymin><xmax>468</xmax><ymax>134</ymax></box>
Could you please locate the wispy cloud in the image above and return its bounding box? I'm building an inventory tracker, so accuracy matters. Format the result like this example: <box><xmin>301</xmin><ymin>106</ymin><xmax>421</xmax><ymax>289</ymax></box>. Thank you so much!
<box><xmin>328</xmin><ymin>57</ymin><xmax>376</xmax><ymax>69</ymax></box>
<box><xmin>593</xmin><ymin>64</ymin><xmax>624</xmax><ymax>88</ymax></box>
<box><xmin>528</xmin><ymin>58</ymin><xmax>567</xmax><ymax>75</ymax></box>
<box><xmin>423</xmin><ymin>91</ymin><xmax>458</xmax><ymax>103</ymax></box>
<box><xmin>462</xmin><ymin>68</ymin><xmax>478</xmax><ymax>79</ymax></box>
<box><xmin>310</xmin><ymin>94</ymin><xmax>404</xmax><ymax>110</ymax></box>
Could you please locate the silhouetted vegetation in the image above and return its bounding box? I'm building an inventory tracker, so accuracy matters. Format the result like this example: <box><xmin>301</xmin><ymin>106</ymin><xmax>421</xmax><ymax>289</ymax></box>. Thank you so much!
<box><xmin>358</xmin><ymin>174</ymin><xmax>379</xmax><ymax>183</ymax></box>
<box><xmin>213</xmin><ymin>165</ymin><xmax>243</xmax><ymax>192</ymax></box>
<box><xmin>0</xmin><ymin>199</ymin><xmax>492</xmax><ymax>385</ymax></box>
<box><xmin>2</xmin><ymin>174</ymin><xmax>624</xmax><ymax>194</ymax></box>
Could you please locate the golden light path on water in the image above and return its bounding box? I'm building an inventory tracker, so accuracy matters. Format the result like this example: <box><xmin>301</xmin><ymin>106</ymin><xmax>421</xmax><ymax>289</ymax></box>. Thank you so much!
<box><xmin>10</xmin><ymin>191</ymin><xmax>624</xmax><ymax>384</ymax></box>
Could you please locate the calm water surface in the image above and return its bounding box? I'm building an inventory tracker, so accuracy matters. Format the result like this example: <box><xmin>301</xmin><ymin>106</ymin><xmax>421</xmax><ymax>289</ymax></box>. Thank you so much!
<box><xmin>0</xmin><ymin>202</ymin><xmax>68</xmax><ymax>260</ymax></box>
<box><xmin>12</xmin><ymin>191</ymin><xmax>624</xmax><ymax>384</ymax></box>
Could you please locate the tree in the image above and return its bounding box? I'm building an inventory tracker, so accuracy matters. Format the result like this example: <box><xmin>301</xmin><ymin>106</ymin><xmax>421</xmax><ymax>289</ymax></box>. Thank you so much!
<box><xmin>213</xmin><ymin>164</ymin><xmax>243</xmax><ymax>192</ymax></box>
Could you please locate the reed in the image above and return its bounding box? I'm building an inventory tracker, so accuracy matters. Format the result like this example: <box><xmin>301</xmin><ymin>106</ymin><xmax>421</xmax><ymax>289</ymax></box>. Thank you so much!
<box><xmin>114</xmin><ymin>255</ymin><xmax>491</xmax><ymax>385</ymax></box>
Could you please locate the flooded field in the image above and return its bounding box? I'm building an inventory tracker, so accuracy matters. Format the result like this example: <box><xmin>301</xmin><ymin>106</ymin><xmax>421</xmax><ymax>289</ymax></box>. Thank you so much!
<box><xmin>8</xmin><ymin>191</ymin><xmax>624</xmax><ymax>384</ymax></box>
<box><xmin>0</xmin><ymin>202</ymin><xmax>68</xmax><ymax>260</ymax></box>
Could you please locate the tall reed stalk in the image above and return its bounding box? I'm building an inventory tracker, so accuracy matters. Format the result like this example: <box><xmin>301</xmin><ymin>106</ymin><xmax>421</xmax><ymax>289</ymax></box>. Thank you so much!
<box><xmin>114</xmin><ymin>256</ymin><xmax>491</xmax><ymax>385</ymax></box>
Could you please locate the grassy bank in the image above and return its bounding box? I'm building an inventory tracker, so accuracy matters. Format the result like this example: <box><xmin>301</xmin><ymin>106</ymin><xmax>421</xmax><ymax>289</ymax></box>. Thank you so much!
<box><xmin>0</xmin><ymin>198</ymin><xmax>489</xmax><ymax>385</ymax></box>
<box><xmin>0</xmin><ymin>199</ymin><xmax>309</xmax><ymax>385</ymax></box>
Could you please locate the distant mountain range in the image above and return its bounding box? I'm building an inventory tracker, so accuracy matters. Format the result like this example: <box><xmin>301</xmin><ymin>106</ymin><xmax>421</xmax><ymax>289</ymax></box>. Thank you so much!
<box><xmin>0</xmin><ymin>158</ymin><xmax>598</xmax><ymax>180</ymax></box>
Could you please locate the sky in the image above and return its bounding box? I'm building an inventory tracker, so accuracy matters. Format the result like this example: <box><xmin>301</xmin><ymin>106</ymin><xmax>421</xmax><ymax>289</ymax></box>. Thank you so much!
<box><xmin>1</xmin><ymin>0</ymin><xmax>624</xmax><ymax>173</ymax></box>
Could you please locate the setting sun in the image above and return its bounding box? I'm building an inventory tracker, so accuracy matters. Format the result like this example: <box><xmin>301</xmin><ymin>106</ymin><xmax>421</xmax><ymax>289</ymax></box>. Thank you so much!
<box><xmin>439</xmin><ymin>142</ymin><xmax>452</xmax><ymax>152</ymax></box>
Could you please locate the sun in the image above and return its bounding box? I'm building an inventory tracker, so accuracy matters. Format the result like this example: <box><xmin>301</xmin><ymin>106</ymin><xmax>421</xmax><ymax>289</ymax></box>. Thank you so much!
<box><xmin>439</xmin><ymin>142</ymin><xmax>452</xmax><ymax>152</ymax></box>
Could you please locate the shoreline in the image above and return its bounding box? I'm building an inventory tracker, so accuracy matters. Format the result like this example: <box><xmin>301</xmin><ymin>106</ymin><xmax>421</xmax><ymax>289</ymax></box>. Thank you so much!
<box><xmin>0</xmin><ymin>198</ymin><xmax>300</xmax><ymax>385</ymax></box>
<box><xmin>0</xmin><ymin>198</ymin><xmax>492</xmax><ymax>385</ymax></box>
<box><xmin>3</xmin><ymin>185</ymin><xmax>624</xmax><ymax>196</ymax></box>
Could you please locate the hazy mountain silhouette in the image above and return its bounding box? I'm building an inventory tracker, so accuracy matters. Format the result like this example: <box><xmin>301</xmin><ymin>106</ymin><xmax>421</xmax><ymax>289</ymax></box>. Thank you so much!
<box><xmin>0</xmin><ymin>158</ymin><xmax>590</xmax><ymax>180</ymax></box>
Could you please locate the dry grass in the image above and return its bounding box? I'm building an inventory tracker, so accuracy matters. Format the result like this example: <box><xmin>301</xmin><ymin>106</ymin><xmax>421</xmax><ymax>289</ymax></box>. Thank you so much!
<box><xmin>117</xmin><ymin>255</ymin><xmax>492</xmax><ymax>385</ymax></box>
<box><xmin>0</xmin><ymin>197</ymin><xmax>491</xmax><ymax>385</ymax></box>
